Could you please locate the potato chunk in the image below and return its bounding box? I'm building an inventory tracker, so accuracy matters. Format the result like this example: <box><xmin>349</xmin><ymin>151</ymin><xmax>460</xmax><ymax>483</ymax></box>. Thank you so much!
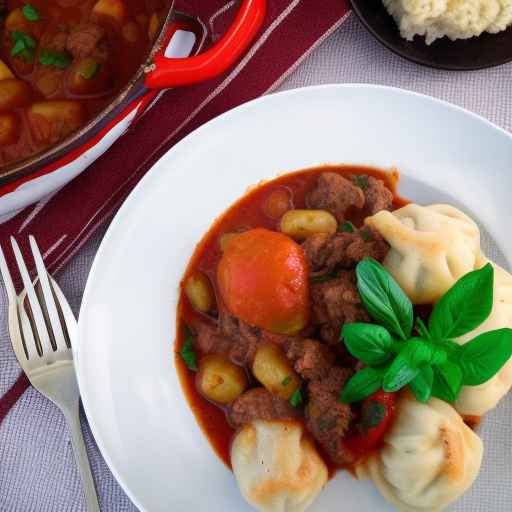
<box><xmin>0</xmin><ymin>79</ymin><xmax>31</xmax><ymax>111</ymax></box>
<box><xmin>67</xmin><ymin>58</ymin><xmax>112</xmax><ymax>95</ymax></box>
<box><xmin>280</xmin><ymin>209</ymin><xmax>337</xmax><ymax>241</ymax></box>
<box><xmin>184</xmin><ymin>272</ymin><xmax>216</xmax><ymax>313</ymax></box>
<box><xmin>252</xmin><ymin>343</ymin><xmax>300</xmax><ymax>400</ymax></box>
<box><xmin>0</xmin><ymin>113</ymin><xmax>19</xmax><ymax>146</ymax></box>
<box><xmin>197</xmin><ymin>355</ymin><xmax>247</xmax><ymax>404</ymax></box>
<box><xmin>92</xmin><ymin>0</ymin><xmax>128</xmax><ymax>24</ymax></box>
<box><xmin>0</xmin><ymin>60</ymin><xmax>14</xmax><ymax>81</ymax></box>
<box><xmin>27</xmin><ymin>100</ymin><xmax>86</xmax><ymax>144</ymax></box>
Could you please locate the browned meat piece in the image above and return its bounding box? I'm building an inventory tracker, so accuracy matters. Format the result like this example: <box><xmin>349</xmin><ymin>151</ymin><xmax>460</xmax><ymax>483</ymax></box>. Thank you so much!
<box><xmin>67</xmin><ymin>23</ymin><xmax>105</xmax><ymax>59</ymax></box>
<box><xmin>306</xmin><ymin>367</ymin><xmax>354</xmax><ymax>464</ymax></box>
<box><xmin>195</xmin><ymin>322</ymin><xmax>257</xmax><ymax>366</ymax></box>
<box><xmin>306</xmin><ymin>172</ymin><xmax>365</xmax><ymax>222</ymax></box>
<box><xmin>40</xmin><ymin>29</ymin><xmax>68</xmax><ymax>53</ymax></box>
<box><xmin>345</xmin><ymin>227</ymin><xmax>389</xmax><ymax>263</ymax></box>
<box><xmin>365</xmin><ymin>176</ymin><xmax>393</xmax><ymax>214</ymax></box>
<box><xmin>311</xmin><ymin>272</ymin><xmax>369</xmax><ymax>345</ymax></box>
<box><xmin>219</xmin><ymin>305</ymin><xmax>296</xmax><ymax>349</ymax></box>
<box><xmin>303</xmin><ymin>228</ymin><xmax>389</xmax><ymax>277</ymax></box>
<box><xmin>227</xmin><ymin>388</ymin><xmax>298</xmax><ymax>428</ymax></box>
<box><xmin>303</xmin><ymin>232</ymin><xmax>355</xmax><ymax>275</ymax></box>
<box><xmin>285</xmin><ymin>338</ymin><xmax>335</xmax><ymax>380</ymax></box>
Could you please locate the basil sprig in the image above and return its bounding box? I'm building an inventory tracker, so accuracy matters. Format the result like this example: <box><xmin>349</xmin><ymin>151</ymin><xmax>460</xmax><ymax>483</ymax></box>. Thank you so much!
<box><xmin>339</xmin><ymin>258</ymin><xmax>512</xmax><ymax>404</ymax></box>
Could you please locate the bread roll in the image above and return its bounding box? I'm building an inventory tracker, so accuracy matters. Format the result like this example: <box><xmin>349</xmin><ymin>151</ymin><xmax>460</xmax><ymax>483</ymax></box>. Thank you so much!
<box><xmin>231</xmin><ymin>420</ymin><xmax>327</xmax><ymax>512</ymax></box>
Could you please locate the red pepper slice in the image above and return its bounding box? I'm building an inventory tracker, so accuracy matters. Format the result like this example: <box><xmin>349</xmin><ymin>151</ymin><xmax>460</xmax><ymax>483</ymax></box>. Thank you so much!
<box><xmin>345</xmin><ymin>390</ymin><xmax>396</xmax><ymax>458</ymax></box>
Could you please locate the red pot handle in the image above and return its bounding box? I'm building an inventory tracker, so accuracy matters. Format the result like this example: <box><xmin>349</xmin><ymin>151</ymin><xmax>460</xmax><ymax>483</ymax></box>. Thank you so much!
<box><xmin>145</xmin><ymin>0</ymin><xmax>267</xmax><ymax>89</ymax></box>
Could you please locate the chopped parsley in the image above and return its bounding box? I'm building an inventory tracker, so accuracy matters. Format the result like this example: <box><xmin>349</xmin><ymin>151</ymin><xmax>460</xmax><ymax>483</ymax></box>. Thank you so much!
<box><xmin>10</xmin><ymin>31</ymin><xmax>36</xmax><ymax>61</ymax></box>
<box><xmin>360</xmin><ymin>228</ymin><xmax>373</xmax><ymax>242</ymax></box>
<box><xmin>39</xmin><ymin>49</ymin><xmax>71</xmax><ymax>69</ymax></box>
<box><xmin>361</xmin><ymin>400</ymin><xmax>386</xmax><ymax>430</ymax></box>
<box><xmin>22</xmin><ymin>4</ymin><xmax>40</xmax><ymax>21</ymax></box>
<box><xmin>80</xmin><ymin>61</ymin><xmax>100</xmax><ymax>80</ymax></box>
<box><xmin>179</xmin><ymin>326</ymin><xmax>197</xmax><ymax>371</ymax></box>
<box><xmin>339</xmin><ymin>221</ymin><xmax>355</xmax><ymax>233</ymax></box>
<box><xmin>289</xmin><ymin>388</ymin><xmax>302</xmax><ymax>408</ymax></box>
<box><xmin>281</xmin><ymin>375</ymin><xmax>292</xmax><ymax>386</ymax></box>
<box><xmin>351</xmin><ymin>174</ymin><xmax>369</xmax><ymax>191</ymax></box>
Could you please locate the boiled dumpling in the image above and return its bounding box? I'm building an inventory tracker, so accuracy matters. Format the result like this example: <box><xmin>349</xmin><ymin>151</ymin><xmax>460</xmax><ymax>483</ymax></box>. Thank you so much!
<box><xmin>231</xmin><ymin>420</ymin><xmax>327</xmax><ymax>512</ymax></box>
<box><xmin>356</xmin><ymin>392</ymin><xmax>483</xmax><ymax>512</ymax></box>
<box><xmin>366</xmin><ymin>204</ymin><xmax>481</xmax><ymax>304</ymax></box>
<box><xmin>454</xmin><ymin>260</ymin><xmax>512</xmax><ymax>416</ymax></box>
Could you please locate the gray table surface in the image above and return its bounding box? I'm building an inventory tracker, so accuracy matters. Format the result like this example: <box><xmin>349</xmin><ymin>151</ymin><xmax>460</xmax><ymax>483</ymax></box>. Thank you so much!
<box><xmin>1</xmin><ymin>13</ymin><xmax>511</xmax><ymax>512</ymax></box>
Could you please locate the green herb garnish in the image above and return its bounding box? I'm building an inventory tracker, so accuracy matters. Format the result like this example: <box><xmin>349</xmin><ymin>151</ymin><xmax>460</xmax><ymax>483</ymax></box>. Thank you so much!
<box><xmin>22</xmin><ymin>4</ymin><xmax>40</xmax><ymax>21</ymax></box>
<box><xmin>80</xmin><ymin>61</ymin><xmax>100</xmax><ymax>80</ymax></box>
<box><xmin>339</xmin><ymin>258</ymin><xmax>512</xmax><ymax>405</ymax></box>
<box><xmin>360</xmin><ymin>228</ymin><xmax>373</xmax><ymax>242</ymax></box>
<box><xmin>10</xmin><ymin>31</ymin><xmax>36</xmax><ymax>61</ymax></box>
<box><xmin>339</xmin><ymin>221</ymin><xmax>355</xmax><ymax>233</ymax></box>
<box><xmin>179</xmin><ymin>326</ymin><xmax>197</xmax><ymax>371</ymax></box>
<box><xmin>351</xmin><ymin>174</ymin><xmax>369</xmax><ymax>191</ymax></box>
<box><xmin>39</xmin><ymin>48</ymin><xmax>71</xmax><ymax>69</ymax></box>
<box><xmin>281</xmin><ymin>375</ymin><xmax>292</xmax><ymax>386</ymax></box>
<box><xmin>289</xmin><ymin>388</ymin><xmax>302</xmax><ymax>408</ymax></box>
<box><xmin>310</xmin><ymin>271</ymin><xmax>339</xmax><ymax>284</ymax></box>
<box><xmin>361</xmin><ymin>399</ymin><xmax>386</xmax><ymax>429</ymax></box>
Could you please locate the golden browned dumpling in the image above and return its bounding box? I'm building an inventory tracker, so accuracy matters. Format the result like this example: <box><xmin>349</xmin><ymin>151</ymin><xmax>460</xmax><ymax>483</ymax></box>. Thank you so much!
<box><xmin>356</xmin><ymin>393</ymin><xmax>483</xmax><ymax>512</ymax></box>
<box><xmin>366</xmin><ymin>204</ymin><xmax>481</xmax><ymax>304</ymax></box>
<box><xmin>231</xmin><ymin>420</ymin><xmax>327</xmax><ymax>512</ymax></box>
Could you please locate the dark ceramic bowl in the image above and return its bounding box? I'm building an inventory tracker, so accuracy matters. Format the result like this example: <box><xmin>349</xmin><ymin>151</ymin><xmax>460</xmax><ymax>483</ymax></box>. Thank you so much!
<box><xmin>351</xmin><ymin>0</ymin><xmax>512</xmax><ymax>71</ymax></box>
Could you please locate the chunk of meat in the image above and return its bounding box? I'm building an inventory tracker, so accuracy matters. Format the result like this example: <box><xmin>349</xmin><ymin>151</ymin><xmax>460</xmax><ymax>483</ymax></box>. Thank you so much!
<box><xmin>303</xmin><ymin>228</ymin><xmax>389</xmax><ymax>276</ymax></box>
<box><xmin>311</xmin><ymin>272</ymin><xmax>369</xmax><ymax>345</ymax></box>
<box><xmin>364</xmin><ymin>176</ymin><xmax>393</xmax><ymax>214</ymax></box>
<box><xmin>227</xmin><ymin>388</ymin><xmax>298</xmax><ymax>429</ymax></box>
<box><xmin>40</xmin><ymin>29</ymin><xmax>68</xmax><ymax>52</ymax></box>
<box><xmin>194</xmin><ymin>322</ymin><xmax>257</xmax><ymax>367</ymax></box>
<box><xmin>306</xmin><ymin>367</ymin><xmax>354</xmax><ymax>464</ymax></box>
<box><xmin>66</xmin><ymin>23</ymin><xmax>105</xmax><ymax>59</ymax></box>
<box><xmin>306</xmin><ymin>172</ymin><xmax>365</xmax><ymax>223</ymax></box>
<box><xmin>285</xmin><ymin>338</ymin><xmax>335</xmax><ymax>380</ymax></box>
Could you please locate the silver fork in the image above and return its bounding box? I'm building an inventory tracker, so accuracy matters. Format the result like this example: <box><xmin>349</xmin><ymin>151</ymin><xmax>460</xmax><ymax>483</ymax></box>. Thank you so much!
<box><xmin>0</xmin><ymin>236</ymin><xmax>100</xmax><ymax>512</ymax></box>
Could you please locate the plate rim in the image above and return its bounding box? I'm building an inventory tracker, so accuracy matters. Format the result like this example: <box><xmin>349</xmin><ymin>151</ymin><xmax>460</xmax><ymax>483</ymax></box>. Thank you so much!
<box><xmin>75</xmin><ymin>83</ymin><xmax>512</xmax><ymax>511</ymax></box>
<box><xmin>349</xmin><ymin>0</ymin><xmax>512</xmax><ymax>71</ymax></box>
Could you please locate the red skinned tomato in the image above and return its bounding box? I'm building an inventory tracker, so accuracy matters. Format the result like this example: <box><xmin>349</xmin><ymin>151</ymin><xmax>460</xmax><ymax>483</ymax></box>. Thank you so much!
<box><xmin>217</xmin><ymin>228</ymin><xmax>309</xmax><ymax>335</ymax></box>
<box><xmin>345</xmin><ymin>390</ymin><xmax>396</xmax><ymax>458</ymax></box>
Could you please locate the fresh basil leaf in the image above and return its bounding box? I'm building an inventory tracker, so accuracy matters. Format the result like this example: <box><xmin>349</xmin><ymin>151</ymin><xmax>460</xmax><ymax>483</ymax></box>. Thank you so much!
<box><xmin>431</xmin><ymin>361</ymin><xmax>462</xmax><ymax>402</ymax></box>
<box><xmin>409</xmin><ymin>365</ymin><xmax>433</xmax><ymax>403</ymax></box>
<box><xmin>339</xmin><ymin>367</ymin><xmax>383</xmax><ymax>404</ymax></box>
<box><xmin>383</xmin><ymin>339</ymin><xmax>432</xmax><ymax>392</ymax></box>
<box><xmin>429</xmin><ymin>263</ymin><xmax>494</xmax><ymax>340</ymax></box>
<box><xmin>39</xmin><ymin>48</ymin><xmax>71</xmax><ymax>69</ymax></box>
<box><xmin>341</xmin><ymin>323</ymin><xmax>393</xmax><ymax>365</ymax></box>
<box><xmin>459</xmin><ymin>328</ymin><xmax>512</xmax><ymax>385</ymax></box>
<box><xmin>430</xmin><ymin>346</ymin><xmax>448</xmax><ymax>366</ymax></box>
<box><xmin>351</xmin><ymin>174</ymin><xmax>369</xmax><ymax>191</ymax></box>
<box><xmin>289</xmin><ymin>388</ymin><xmax>302</xmax><ymax>408</ymax></box>
<box><xmin>415</xmin><ymin>316</ymin><xmax>431</xmax><ymax>339</ymax></box>
<box><xmin>356</xmin><ymin>258</ymin><xmax>413</xmax><ymax>340</ymax></box>
<box><xmin>179</xmin><ymin>326</ymin><xmax>197</xmax><ymax>371</ymax></box>
<box><xmin>339</xmin><ymin>221</ymin><xmax>355</xmax><ymax>233</ymax></box>
<box><xmin>23</xmin><ymin>4</ymin><xmax>40</xmax><ymax>21</ymax></box>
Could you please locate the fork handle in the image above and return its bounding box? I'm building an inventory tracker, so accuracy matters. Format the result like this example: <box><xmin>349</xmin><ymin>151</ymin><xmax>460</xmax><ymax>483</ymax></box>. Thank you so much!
<box><xmin>61</xmin><ymin>400</ymin><xmax>100</xmax><ymax>512</ymax></box>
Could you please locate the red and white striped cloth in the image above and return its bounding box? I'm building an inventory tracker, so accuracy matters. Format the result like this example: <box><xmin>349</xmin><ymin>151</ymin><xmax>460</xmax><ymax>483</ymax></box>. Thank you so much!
<box><xmin>0</xmin><ymin>0</ymin><xmax>350</xmax><ymax>427</ymax></box>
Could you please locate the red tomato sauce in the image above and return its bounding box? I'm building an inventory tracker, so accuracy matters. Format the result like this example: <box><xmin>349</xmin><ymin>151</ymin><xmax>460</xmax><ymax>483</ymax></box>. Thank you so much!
<box><xmin>175</xmin><ymin>165</ymin><xmax>407</xmax><ymax>474</ymax></box>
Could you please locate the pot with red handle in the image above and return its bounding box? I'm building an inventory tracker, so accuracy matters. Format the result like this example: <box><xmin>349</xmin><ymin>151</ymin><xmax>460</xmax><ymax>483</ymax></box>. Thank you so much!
<box><xmin>0</xmin><ymin>0</ymin><xmax>266</xmax><ymax>221</ymax></box>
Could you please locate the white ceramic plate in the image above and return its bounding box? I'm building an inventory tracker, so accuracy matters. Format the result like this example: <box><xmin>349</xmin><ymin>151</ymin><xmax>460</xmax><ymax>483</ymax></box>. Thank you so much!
<box><xmin>76</xmin><ymin>85</ymin><xmax>512</xmax><ymax>512</ymax></box>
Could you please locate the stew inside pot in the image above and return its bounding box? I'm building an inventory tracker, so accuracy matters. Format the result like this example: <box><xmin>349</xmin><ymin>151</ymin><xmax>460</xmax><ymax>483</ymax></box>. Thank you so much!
<box><xmin>0</xmin><ymin>0</ymin><xmax>169</xmax><ymax>168</ymax></box>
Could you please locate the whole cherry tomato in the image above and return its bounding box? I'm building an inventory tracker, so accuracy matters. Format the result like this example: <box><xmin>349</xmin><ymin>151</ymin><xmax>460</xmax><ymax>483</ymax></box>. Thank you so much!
<box><xmin>217</xmin><ymin>228</ymin><xmax>309</xmax><ymax>334</ymax></box>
